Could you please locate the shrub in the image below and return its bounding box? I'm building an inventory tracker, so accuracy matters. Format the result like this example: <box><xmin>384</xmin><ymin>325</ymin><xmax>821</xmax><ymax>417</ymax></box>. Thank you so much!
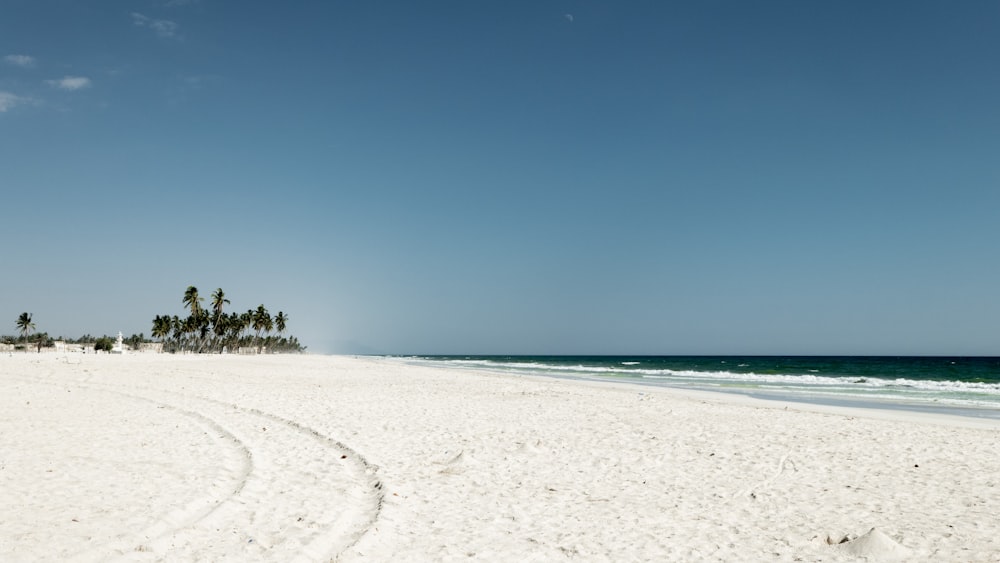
<box><xmin>94</xmin><ymin>337</ymin><xmax>115</xmax><ymax>352</ymax></box>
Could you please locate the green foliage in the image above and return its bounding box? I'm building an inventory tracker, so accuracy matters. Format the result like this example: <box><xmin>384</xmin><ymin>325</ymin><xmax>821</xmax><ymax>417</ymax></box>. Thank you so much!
<box><xmin>124</xmin><ymin>333</ymin><xmax>149</xmax><ymax>349</ymax></box>
<box><xmin>35</xmin><ymin>332</ymin><xmax>54</xmax><ymax>349</ymax></box>
<box><xmin>5</xmin><ymin>315</ymin><xmax>52</xmax><ymax>352</ymax></box>
<box><xmin>152</xmin><ymin>286</ymin><xmax>305</xmax><ymax>354</ymax></box>
<box><xmin>1</xmin><ymin>288</ymin><xmax>305</xmax><ymax>355</ymax></box>
<box><xmin>15</xmin><ymin>312</ymin><xmax>35</xmax><ymax>340</ymax></box>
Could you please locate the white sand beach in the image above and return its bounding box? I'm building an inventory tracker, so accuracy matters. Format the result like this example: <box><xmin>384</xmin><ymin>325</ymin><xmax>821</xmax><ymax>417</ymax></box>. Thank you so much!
<box><xmin>1</xmin><ymin>354</ymin><xmax>998</xmax><ymax>562</ymax></box>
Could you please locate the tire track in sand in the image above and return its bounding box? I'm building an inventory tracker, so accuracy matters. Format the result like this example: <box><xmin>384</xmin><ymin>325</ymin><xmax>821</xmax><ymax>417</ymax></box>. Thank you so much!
<box><xmin>13</xmin><ymin>372</ymin><xmax>383</xmax><ymax>562</ymax></box>
<box><xmin>68</xmin><ymin>391</ymin><xmax>255</xmax><ymax>562</ymax></box>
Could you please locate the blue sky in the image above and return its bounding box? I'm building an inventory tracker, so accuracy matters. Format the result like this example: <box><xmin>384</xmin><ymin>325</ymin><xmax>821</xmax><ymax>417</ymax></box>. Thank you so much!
<box><xmin>2</xmin><ymin>1</ymin><xmax>998</xmax><ymax>355</ymax></box>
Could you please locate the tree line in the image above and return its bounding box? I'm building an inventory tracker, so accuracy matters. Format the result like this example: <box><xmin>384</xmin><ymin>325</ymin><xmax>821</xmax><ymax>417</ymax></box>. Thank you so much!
<box><xmin>3</xmin><ymin>312</ymin><xmax>124</xmax><ymax>352</ymax></box>
<box><xmin>151</xmin><ymin>286</ymin><xmax>304</xmax><ymax>354</ymax></box>
<box><xmin>6</xmin><ymin>287</ymin><xmax>305</xmax><ymax>354</ymax></box>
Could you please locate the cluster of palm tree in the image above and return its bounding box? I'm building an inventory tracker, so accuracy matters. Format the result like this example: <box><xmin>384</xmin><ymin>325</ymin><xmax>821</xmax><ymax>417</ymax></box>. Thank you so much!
<box><xmin>151</xmin><ymin>286</ymin><xmax>303</xmax><ymax>354</ymax></box>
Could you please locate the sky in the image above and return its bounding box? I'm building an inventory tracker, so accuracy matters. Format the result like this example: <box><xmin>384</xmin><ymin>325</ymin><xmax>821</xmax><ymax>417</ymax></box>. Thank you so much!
<box><xmin>1</xmin><ymin>1</ymin><xmax>999</xmax><ymax>355</ymax></box>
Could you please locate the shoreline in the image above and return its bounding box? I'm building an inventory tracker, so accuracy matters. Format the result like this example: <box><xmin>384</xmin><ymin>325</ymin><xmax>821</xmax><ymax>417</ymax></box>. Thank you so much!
<box><xmin>3</xmin><ymin>353</ymin><xmax>999</xmax><ymax>561</ymax></box>
<box><xmin>387</xmin><ymin>355</ymin><xmax>1000</xmax><ymax>426</ymax></box>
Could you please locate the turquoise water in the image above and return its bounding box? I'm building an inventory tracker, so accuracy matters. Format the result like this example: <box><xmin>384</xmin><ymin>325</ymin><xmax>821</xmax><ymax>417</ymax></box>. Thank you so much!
<box><xmin>401</xmin><ymin>356</ymin><xmax>1000</xmax><ymax>418</ymax></box>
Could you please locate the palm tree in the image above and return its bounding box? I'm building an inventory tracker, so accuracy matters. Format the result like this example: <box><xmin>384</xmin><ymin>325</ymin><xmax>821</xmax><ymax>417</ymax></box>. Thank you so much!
<box><xmin>221</xmin><ymin>311</ymin><xmax>243</xmax><ymax>352</ymax></box>
<box><xmin>211</xmin><ymin>288</ymin><xmax>229</xmax><ymax>317</ymax></box>
<box><xmin>211</xmin><ymin>311</ymin><xmax>229</xmax><ymax>352</ymax></box>
<box><xmin>195</xmin><ymin>310</ymin><xmax>211</xmax><ymax>353</ymax></box>
<box><xmin>151</xmin><ymin>315</ymin><xmax>171</xmax><ymax>343</ymax></box>
<box><xmin>16</xmin><ymin>312</ymin><xmax>35</xmax><ymax>343</ymax></box>
<box><xmin>171</xmin><ymin>315</ymin><xmax>184</xmax><ymax>351</ymax></box>
<box><xmin>242</xmin><ymin>310</ymin><xmax>254</xmax><ymax>350</ymax></box>
<box><xmin>253</xmin><ymin>305</ymin><xmax>270</xmax><ymax>353</ymax></box>
<box><xmin>182</xmin><ymin>286</ymin><xmax>203</xmax><ymax>318</ymax></box>
<box><xmin>221</xmin><ymin>311</ymin><xmax>239</xmax><ymax>352</ymax></box>
<box><xmin>209</xmin><ymin>288</ymin><xmax>231</xmax><ymax>353</ymax></box>
<box><xmin>275</xmin><ymin>311</ymin><xmax>288</xmax><ymax>336</ymax></box>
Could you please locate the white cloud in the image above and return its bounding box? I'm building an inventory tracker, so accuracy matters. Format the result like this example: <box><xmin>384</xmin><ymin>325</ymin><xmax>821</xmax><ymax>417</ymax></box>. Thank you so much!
<box><xmin>4</xmin><ymin>54</ymin><xmax>36</xmax><ymax>67</ymax></box>
<box><xmin>132</xmin><ymin>12</ymin><xmax>179</xmax><ymax>38</ymax></box>
<box><xmin>565</xmin><ymin>13</ymin><xmax>574</xmax><ymax>23</ymax></box>
<box><xmin>0</xmin><ymin>91</ymin><xmax>29</xmax><ymax>112</ymax></box>
<box><xmin>47</xmin><ymin>76</ymin><xmax>92</xmax><ymax>91</ymax></box>
<box><xmin>5</xmin><ymin>54</ymin><xmax>36</xmax><ymax>67</ymax></box>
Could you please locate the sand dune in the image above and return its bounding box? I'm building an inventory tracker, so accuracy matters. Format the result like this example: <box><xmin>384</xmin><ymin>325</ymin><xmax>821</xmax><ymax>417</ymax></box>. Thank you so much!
<box><xmin>2</xmin><ymin>354</ymin><xmax>998</xmax><ymax>561</ymax></box>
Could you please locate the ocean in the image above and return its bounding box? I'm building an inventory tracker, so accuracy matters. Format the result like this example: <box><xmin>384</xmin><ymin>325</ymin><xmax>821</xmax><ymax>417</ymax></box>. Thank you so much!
<box><xmin>399</xmin><ymin>356</ymin><xmax>1000</xmax><ymax>419</ymax></box>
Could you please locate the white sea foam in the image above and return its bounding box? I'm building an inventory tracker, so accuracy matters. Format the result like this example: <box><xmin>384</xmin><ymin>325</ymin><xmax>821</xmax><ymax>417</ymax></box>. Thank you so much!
<box><xmin>412</xmin><ymin>357</ymin><xmax>1000</xmax><ymax>409</ymax></box>
<box><xmin>638</xmin><ymin>370</ymin><xmax>1000</xmax><ymax>395</ymax></box>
